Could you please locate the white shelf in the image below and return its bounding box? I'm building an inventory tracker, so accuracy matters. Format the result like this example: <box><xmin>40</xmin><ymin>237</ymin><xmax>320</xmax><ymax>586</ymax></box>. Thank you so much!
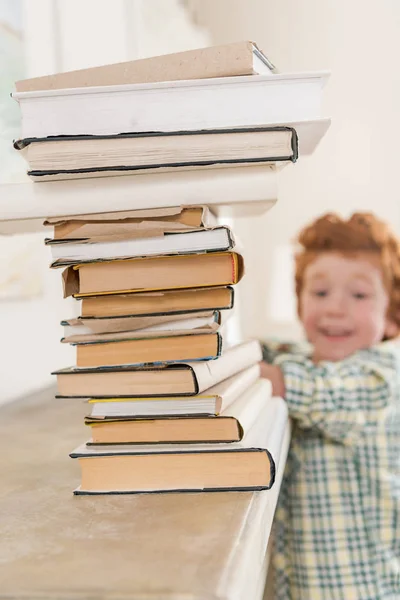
<box><xmin>0</xmin><ymin>164</ymin><xmax>278</xmax><ymax>234</ymax></box>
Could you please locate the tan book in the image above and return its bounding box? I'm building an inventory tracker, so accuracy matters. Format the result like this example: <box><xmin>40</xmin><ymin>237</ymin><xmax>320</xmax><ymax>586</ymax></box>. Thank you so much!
<box><xmin>63</xmin><ymin>252</ymin><xmax>244</xmax><ymax>298</ymax></box>
<box><xmin>15</xmin><ymin>41</ymin><xmax>275</xmax><ymax>93</ymax></box>
<box><xmin>70</xmin><ymin>380</ymin><xmax>281</xmax><ymax>494</ymax></box>
<box><xmin>87</xmin><ymin>415</ymin><xmax>242</xmax><ymax>445</ymax></box>
<box><xmin>75</xmin><ymin>332</ymin><xmax>222</xmax><ymax>368</ymax></box>
<box><xmin>85</xmin><ymin>377</ymin><xmax>268</xmax><ymax>445</ymax></box>
<box><xmin>53</xmin><ymin>339</ymin><xmax>262</xmax><ymax>398</ymax></box>
<box><xmin>80</xmin><ymin>286</ymin><xmax>234</xmax><ymax>318</ymax></box>
<box><xmin>45</xmin><ymin>205</ymin><xmax>214</xmax><ymax>241</ymax></box>
<box><xmin>17</xmin><ymin>126</ymin><xmax>297</xmax><ymax>182</ymax></box>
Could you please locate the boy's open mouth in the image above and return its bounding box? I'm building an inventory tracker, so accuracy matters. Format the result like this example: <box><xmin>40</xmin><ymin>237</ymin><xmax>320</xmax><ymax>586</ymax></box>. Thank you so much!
<box><xmin>318</xmin><ymin>327</ymin><xmax>354</xmax><ymax>339</ymax></box>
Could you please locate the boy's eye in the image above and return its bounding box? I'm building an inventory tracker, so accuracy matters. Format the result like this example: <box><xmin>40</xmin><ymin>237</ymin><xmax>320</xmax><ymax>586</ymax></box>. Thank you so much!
<box><xmin>352</xmin><ymin>292</ymin><xmax>368</xmax><ymax>299</ymax></box>
<box><xmin>313</xmin><ymin>290</ymin><xmax>328</xmax><ymax>297</ymax></box>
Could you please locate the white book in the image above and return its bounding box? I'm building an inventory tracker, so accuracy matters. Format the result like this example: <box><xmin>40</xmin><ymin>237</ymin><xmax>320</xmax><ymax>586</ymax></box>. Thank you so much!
<box><xmin>61</xmin><ymin>311</ymin><xmax>226</xmax><ymax>343</ymax></box>
<box><xmin>13</xmin><ymin>72</ymin><xmax>329</xmax><ymax>139</ymax></box>
<box><xmin>0</xmin><ymin>165</ymin><xmax>277</xmax><ymax>234</ymax></box>
<box><xmin>85</xmin><ymin>378</ymin><xmax>271</xmax><ymax>445</ymax></box>
<box><xmin>48</xmin><ymin>226</ymin><xmax>235</xmax><ymax>267</ymax></box>
<box><xmin>87</xmin><ymin>364</ymin><xmax>262</xmax><ymax>418</ymax></box>
<box><xmin>188</xmin><ymin>340</ymin><xmax>262</xmax><ymax>394</ymax></box>
<box><xmin>70</xmin><ymin>384</ymin><xmax>288</xmax><ymax>494</ymax></box>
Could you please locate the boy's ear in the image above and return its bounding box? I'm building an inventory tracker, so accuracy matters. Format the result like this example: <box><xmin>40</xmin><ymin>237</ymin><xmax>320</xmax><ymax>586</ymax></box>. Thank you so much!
<box><xmin>384</xmin><ymin>318</ymin><xmax>399</xmax><ymax>339</ymax></box>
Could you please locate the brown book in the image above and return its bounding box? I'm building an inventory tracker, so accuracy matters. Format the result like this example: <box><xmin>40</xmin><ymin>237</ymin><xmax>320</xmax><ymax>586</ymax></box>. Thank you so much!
<box><xmin>63</xmin><ymin>252</ymin><xmax>243</xmax><ymax>298</ymax></box>
<box><xmin>87</xmin><ymin>416</ymin><xmax>241</xmax><ymax>445</ymax></box>
<box><xmin>45</xmin><ymin>205</ymin><xmax>212</xmax><ymax>241</ymax></box>
<box><xmin>53</xmin><ymin>340</ymin><xmax>262</xmax><ymax>398</ymax></box>
<box><xmin>72</xmin><ymin>447</ymin><xmax>273</xmax><ymax>494</ymax></box>
<box><xmin>75</xmin><ymin>332</ymin><xmax>222</xmax><ymax>368</ymax></box>
<box><xmin>80</xmin><ymin>286</ymin><xmax>234</xmax><ymax>318</ymax></box>
<box><xmin>85</xmin><ymin>378</ymin><xmax>267</xmax><ymax>444</ymax></box>
<box><xmin>15</xmin><ymin>41</ymin><xmax>275</xmax><ymax>93</ymax></box>
<box><xmin>55</xmin><ymin>365</ymin><xmax>196</xmax><ymax>398</ymax></box>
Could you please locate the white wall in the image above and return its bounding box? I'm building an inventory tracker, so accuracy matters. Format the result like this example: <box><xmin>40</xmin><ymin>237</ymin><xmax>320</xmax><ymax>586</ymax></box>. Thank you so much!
<box><xmin>1</xmin><ymin>0</ymin><xmax>210</xmax><ymax>403</ymax></box>
<box><xmin>189</xmin><ymin>0</ymin><xmax>400</xmax><ymax>340</ymax></box>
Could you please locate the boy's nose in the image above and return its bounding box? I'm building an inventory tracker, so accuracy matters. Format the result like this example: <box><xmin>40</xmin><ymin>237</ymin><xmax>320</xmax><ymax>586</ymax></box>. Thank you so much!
<box><xmin>325</xmin><ymin>292</ymin><xmax>348</xmax><ymax>315</ymax></box>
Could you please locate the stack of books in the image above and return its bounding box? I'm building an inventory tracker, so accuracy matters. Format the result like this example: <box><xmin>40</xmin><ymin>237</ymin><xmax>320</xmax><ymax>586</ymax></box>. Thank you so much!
<box><xmin>13</xmin><ymin>41</ymin><xmax>330</xmax><ymax>182</ymax></box>
<box><xmin>13</xmin><ymin>41</ymin><xmax>328</xmax><ymax>495</ymax></box>
<box><xmin>47</xmin><ymin>204</ymin><xmax>273</xmax><ymax>494</ymax></box>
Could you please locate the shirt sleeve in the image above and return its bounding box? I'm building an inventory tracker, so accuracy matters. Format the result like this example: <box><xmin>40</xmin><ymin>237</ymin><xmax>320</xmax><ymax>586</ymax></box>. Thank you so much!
<box><xmin>274</xmin><ymin>352</ymin><xmax>396</xmax><ymax>445</ymax></box>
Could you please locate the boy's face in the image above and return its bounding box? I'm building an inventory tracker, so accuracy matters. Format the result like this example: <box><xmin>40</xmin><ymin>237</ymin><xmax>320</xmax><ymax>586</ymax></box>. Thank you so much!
<box><xmin>300</xmin><ymin>252</ymin><xmax>395</xmax><ymax>362</ymax></box>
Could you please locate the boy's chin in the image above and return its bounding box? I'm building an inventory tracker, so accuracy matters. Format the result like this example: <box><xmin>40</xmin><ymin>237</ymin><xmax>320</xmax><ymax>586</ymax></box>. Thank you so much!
<box><xmin>313</xmin><ymin>343</ymin><xmax>359</xmax><ymax>363</ymax></box>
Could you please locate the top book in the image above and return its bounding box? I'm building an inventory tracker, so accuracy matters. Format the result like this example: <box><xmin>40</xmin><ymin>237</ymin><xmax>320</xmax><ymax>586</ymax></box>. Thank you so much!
<box><xmin>14</xmin><ymin>41</ymin><xmax>276</xmax><ymax>93</ymax></box>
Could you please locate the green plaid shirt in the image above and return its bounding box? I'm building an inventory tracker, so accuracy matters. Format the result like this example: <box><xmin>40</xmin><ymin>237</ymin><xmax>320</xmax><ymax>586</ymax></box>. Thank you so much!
<box><xmin>272</xmin><ymin>343</ymin><xmax>400</xmax><ymax>599</ymax></box>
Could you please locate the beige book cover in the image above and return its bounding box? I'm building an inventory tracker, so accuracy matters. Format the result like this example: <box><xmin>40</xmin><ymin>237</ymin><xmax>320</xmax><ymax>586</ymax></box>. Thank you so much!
<box><xmin>15</xmin><ymin>41</ymin><xmax>275</xmax><ymax>92</ymax></box>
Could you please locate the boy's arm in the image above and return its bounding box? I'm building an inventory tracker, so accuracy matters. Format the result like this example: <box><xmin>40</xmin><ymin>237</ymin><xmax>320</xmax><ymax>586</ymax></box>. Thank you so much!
<box><xmin>259</xmin><ymin>361</ymin><xmax>286</xmax><ymax>396</ymax></box>
<box><xmin>261</xmin><ymin>354</ymin><xmax>395</xmax><ymax>445</ymax></box>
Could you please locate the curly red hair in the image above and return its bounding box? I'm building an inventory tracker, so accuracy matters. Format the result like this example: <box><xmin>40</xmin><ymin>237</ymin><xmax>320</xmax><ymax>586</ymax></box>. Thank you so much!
<box><xmin>294</xmin><ymin>212</ymin><xmax>400</xmax><ymax>337</ymax></box>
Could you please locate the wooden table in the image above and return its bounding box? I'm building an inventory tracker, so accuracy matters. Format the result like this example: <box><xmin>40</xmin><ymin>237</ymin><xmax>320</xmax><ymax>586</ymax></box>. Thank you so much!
<box><xmin>0</xmin><ymin>386</ymin><xmax>289</xmax><ymax>600</ymax></box>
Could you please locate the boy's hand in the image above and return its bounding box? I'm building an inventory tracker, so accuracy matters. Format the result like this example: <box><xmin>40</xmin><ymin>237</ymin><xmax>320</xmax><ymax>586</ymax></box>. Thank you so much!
<box><xmin>259</xmin><ymin>361</ymin><xmax>286</xmax><ymax>397</ymax></box>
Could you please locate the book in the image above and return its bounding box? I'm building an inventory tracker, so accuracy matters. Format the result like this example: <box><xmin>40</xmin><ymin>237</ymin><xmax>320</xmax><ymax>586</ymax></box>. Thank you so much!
<box><xmin>48</xmin><ymin>226</ymin><xmax>235</xmax><ymax>267</ymax></box>
<box><xmin>79</xmin><ymin>286</ymin><xmax>234</xmax><ymax>318</ymax></box>
<box><xmin>62</xmin><ymin>320</ymin><xmax>225</xmax><ymax>346</ymax></box>
<box><xmin>69</xmin><ymin>383</ymin><xmax>286</xmax><ymax>494</ymax></box>
<box><xmin>85</xmin><ymin>378</ymin><xmax>269</xmax><ymax>445</ymax></box>
<box><xmin>0</xmin><ymin>165</ymin><xmax>278</xmax><ymax>229</ymax></box>
<box><xmin>53</xmin><ymin>339</ymin><xmax>262</xmax><ymax>398</ymax></box>
<box><xmin>73</xmin><ymin>332</ymin><xmax>222</xmax><ymax>368</ymax></box>
<box><xmin>45</xmin><ymin>205</ymin><xmax>216</xmax><ymax>241</ymax></box>
<box><xmin>16</xmin><ymin>126</ymin><xmax>298</xmax><ymax>182</ymax></box>
<box><xmin>62</xmin><ymin>252</ymin><xmax>244</xmax><ymax>298</ymax></box>
<box><xmin>15</xmin><ymin>41</ymin><xmax>276</xmax><ymax>92</ymax></box>
<box><xmin>61</xmin><ymin>311</ymin><xmax>222</xmax><ymax>341</ymax></box>
<box><xmin>13</xmin><ymin>72</ymin><xmax>329</xmax><ymax>139</ymax></box>
<box><xmin>87</xmin><ymin>364</ymin><xmax>261</xmax><ymax>418</ymax></box>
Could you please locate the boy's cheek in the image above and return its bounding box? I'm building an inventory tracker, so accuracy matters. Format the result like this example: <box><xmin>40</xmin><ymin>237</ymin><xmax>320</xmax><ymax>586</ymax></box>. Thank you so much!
<box><xmin>300</xmin><ymin>314</ymin><xmax>317</xmax><ymax>341</ymax></box>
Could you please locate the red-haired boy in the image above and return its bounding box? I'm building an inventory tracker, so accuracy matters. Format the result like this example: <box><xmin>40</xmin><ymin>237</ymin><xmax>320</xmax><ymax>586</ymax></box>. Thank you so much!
<box><xmin>261</xmin><ymin>213</ymin><xmax>400</xmax><ymax>599</ymax></box>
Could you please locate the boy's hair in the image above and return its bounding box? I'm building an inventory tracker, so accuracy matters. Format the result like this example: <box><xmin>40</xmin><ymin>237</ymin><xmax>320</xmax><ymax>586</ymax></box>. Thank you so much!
<box><xmin>295</xmin><ymin>212</ymin><xmax>400</xmax><ymax>336</ymax></box>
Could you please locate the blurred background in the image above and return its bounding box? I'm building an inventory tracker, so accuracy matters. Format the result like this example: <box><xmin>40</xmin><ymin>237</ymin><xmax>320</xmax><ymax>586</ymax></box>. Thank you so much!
<box><xmin>1</xmin><ymin>0</ymin><xmax>399</xmax><ymax>403</ymax></box>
